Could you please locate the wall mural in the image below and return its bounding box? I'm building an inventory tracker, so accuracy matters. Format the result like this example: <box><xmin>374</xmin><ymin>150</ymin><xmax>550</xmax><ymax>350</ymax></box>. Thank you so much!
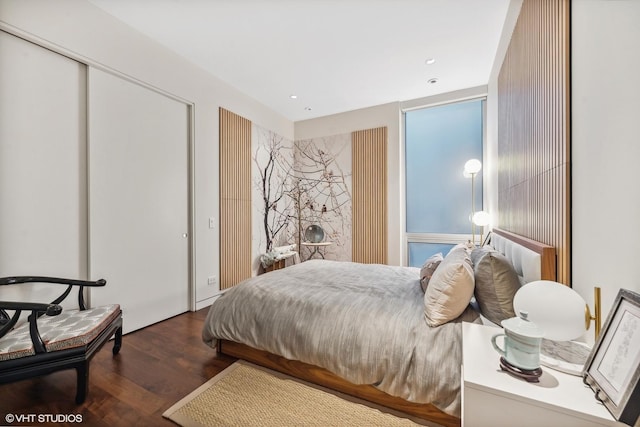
<box><xmin>293</xmin><ymin>135</ymin><xmax>352</xmax><ymax>262</ymax></box>
<box><xmin>252</xmin><ymin>125</ymin><xmax>352</xmax><ymax>273</ymax></box>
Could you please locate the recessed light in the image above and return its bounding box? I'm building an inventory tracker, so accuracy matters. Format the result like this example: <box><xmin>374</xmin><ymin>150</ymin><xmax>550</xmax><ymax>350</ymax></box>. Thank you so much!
<box><xmin>289</xmin><ymin>94</ymin><xmax>298</xmax><ymax>99</ymax></box>
<box><xmin>427</xmin><ymin>78</ymin><xmax>438</xmax><ymax>84</ymax></box>
<box><xmin>425</xmin><ymin>58</ymin><xmax>436</xmax><ymax>65</ymax></box>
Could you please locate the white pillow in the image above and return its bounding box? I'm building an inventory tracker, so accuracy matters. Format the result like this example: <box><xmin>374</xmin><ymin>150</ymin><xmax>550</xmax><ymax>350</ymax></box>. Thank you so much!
<box><xmin>424</xmin><ymin>246</ymin><xmax>475</xmax><ymax>326</ymax></box>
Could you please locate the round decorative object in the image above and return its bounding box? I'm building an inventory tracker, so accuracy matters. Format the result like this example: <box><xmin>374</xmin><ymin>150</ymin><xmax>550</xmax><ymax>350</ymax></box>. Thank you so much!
<box><xmin>304</xmin><ymin>225</ymin><xmax>324</xmax><ymax>243</ymax></box>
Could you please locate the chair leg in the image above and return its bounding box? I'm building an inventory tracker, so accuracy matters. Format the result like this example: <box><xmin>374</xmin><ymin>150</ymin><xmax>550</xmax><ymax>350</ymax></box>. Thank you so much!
<box><xmin>75</xmin><ymin>362</ymin><xmax>89</xmax><ymax>404</ymax></box>
<box><xmin>112</xmin><ymin>326</ymin><xmax>123</xmax><ymax>355</ymax></box>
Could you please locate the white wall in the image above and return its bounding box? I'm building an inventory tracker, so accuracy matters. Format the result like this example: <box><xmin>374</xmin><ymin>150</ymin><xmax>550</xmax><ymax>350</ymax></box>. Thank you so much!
<box><xmin>0</xmin><ymin>0</ymin><xmax>293</xmax><ymax>309</ymax></box>
<box><xmin>571</xmin><ymin>0</ymin><xmax>640</xmax><ymax>321</ymax></box>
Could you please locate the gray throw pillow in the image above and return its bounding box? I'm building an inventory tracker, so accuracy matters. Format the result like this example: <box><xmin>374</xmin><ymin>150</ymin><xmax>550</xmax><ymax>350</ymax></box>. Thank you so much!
<box><xmin>420</xmin><ymin>253</ymin><xmax>444</xmax><ymax>292</ymax></box>
<box><xmin>471</xmin><ymin>247</ymin><xmax>520</xmax><ymax>324</ymax></box>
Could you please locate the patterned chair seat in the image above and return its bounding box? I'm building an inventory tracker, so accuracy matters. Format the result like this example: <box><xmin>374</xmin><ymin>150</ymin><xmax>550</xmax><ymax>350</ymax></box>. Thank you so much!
<box><xmin>0</xmin><ymin>304</ymin><xmax>121</xmax><ymax>361</ymax></box>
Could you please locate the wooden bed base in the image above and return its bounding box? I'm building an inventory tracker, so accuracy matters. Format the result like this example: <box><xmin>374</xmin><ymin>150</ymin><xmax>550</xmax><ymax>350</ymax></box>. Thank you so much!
<box><xmin>216</xmin><ymin>228</ymin><xmax>556</xmax><ymax>427</ymax></box>
<box><xmin>217</xmin><ymin>339</ymin><xmax>460</xmax><ymax>427</ymax></box>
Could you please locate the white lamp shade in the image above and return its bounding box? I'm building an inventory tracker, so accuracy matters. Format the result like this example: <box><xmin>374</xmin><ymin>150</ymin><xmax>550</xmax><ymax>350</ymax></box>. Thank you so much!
<box><xmin>513</xmin><ymin>280</ymin><xmax>587</xmax><ymax>341</ymax></box>
<box><xmin>472</xmin><ymin>211</ymin><xmax>491</xmax><ymax>226</ymax></box>
<box><xmin>464</xmin><ymin>158</ymin><xmax>482</xmax><ymax>175</ymax></box>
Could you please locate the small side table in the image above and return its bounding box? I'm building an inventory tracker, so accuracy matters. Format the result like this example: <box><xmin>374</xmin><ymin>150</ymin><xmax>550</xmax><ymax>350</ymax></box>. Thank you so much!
<box><xmin>462</xmin><ymin>322</ymin><xmax>624</xmax><ymax>427</ymax></box>
<box><xmin>301</xmin><ymin>242</ymin><xmax>332</xmax><ymax>261</ymax></box>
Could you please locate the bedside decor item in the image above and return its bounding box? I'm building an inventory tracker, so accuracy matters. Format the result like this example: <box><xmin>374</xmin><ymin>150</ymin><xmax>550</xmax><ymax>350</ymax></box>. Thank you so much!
<box><xmin>513</xmin><ymin>280</ymin><xmax>603</xmax><ymax>375</ymax></box>
<box><xmin>304</xmin><ymin>224</ymin><xmax>324</xmax><ymax>243</ymax></box>
<box><xmin>491</xmin><ymin>311</ymin><xmax>544</xmax><ymax>382</ymax></box>
<box><xmin>583</xmin><ymin>288</ymin><xmax>640</xmax><ymax>425</ymax></box>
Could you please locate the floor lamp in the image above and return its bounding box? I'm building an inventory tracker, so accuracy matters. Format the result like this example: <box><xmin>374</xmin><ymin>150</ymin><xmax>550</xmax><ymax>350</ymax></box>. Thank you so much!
<box><xmin>472</xmin><ymin>210</ymin><xmax>491</xmax><ymax>246</ymax></box>
<box><xmin>463</xmin><ymin>159</ymin><xmax>482</xmax><ymax>245</ymax></box>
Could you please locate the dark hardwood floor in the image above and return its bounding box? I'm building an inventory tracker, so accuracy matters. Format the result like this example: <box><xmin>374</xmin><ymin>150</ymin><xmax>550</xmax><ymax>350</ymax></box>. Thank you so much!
<box><xmin>0</xmin><ymin>308</ymin><xmax>236</xmax><ymax>426</ymax></box>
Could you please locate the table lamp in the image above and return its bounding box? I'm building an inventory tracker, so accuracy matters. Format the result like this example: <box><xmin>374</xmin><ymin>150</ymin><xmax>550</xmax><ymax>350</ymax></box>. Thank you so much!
<box><xmin>513</xmin><ymin>280</ymin><xmax>602</xmax><ymax>375</ymax></box>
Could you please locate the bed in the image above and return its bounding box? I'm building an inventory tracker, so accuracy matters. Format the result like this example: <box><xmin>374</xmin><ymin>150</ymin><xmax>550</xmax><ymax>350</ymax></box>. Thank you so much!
<box><xmin>202</xmin><ymin>228</ymin><xmax>556</xmax><ymax>427</ymax></box>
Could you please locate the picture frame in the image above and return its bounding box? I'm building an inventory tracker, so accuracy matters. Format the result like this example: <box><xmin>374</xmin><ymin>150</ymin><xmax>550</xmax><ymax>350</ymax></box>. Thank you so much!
<box><xmin>583</xmin><ymin>288</ymin><xmax>640</xmax><ymax>425</ymax></box>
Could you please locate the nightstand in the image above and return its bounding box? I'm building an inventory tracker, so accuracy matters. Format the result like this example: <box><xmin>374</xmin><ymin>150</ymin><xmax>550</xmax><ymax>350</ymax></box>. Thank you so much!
<box><xmin>461</xmin><ymin>322</ymin><xmax>626</xmax><ymax>427</ymax></box>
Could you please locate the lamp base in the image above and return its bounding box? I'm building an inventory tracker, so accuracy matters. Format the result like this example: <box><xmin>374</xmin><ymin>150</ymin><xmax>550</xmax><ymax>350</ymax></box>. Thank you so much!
<box><xmin>499</xmin><ymin>357</ymin><xmax>543</xmax><ymax>383</ymax></box>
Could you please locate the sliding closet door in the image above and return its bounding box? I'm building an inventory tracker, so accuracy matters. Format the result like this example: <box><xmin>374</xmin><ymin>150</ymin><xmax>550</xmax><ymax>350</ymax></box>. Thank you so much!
<box><xmin>0</xmin><ymin>31</ymin><xmax>87</xmax><ymax>308</ymax></box>
<box><xmin>88</xmin><ymin>68</ymin><xmax>190</xmax><ymax>333</ymax></box>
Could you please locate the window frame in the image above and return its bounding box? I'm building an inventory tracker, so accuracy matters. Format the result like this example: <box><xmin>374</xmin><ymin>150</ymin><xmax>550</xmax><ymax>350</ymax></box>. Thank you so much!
<box><xmin>401</xmin><ymin>96</ymin><xmax>487</xmax><ymax>267</ymax></box>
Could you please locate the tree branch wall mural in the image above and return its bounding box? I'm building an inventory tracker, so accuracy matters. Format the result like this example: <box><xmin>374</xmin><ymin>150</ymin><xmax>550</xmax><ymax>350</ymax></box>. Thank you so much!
<box><xmin>253</xmin><ymin>128</ymin><xmax>294</xmax><ymax>252</ymax></box>
<box><xmin>292</xmin><ymin>135</ymin><xmax>351</xmax><ymax>261</ymax></box>
<box><xmin>252</xmin><ymin>126</ymin><xmax>352</xmax><ymax>273</ymax></box>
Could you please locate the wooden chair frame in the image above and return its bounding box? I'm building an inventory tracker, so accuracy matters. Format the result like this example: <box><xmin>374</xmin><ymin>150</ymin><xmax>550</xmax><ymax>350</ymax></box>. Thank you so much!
<box><xmin>0</xmin><ymin>276</ymin><xmax>122</xmax><ymax>403</ymax></box>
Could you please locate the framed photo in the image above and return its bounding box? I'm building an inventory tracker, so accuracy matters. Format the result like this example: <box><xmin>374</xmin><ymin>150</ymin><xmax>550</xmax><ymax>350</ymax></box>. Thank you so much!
<box><xmin>583</xmin><ymin>288</ymin><xmax>640</xmax><ymax>425</ymax></box>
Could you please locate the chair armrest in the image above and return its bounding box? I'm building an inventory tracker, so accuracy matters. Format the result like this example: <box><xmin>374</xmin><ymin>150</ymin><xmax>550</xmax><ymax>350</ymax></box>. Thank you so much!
<box><xmin>0</xmin><ymin>301</ymin><xmax>62</xmax><ymax>347</ymax></box>
<box><xmin>0</xmin><ymin>276</ymin><xmax>106</xmax><ymax>287</ymax></box>
<box><xmin>0</xmin><ymin>276</ymin><xmax>106</xmax><ymax>311</ymax></box>
<box><xmin>0</xmin><ymin>301</ymin><xmax>63</xmax><ymax>315</ymax></box>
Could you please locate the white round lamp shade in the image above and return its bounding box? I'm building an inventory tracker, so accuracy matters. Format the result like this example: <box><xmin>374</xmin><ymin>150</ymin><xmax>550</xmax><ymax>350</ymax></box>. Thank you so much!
<box><xmin>472</xmin><ymin>211</ymin><xmax>491</xmax><ymax>226</ymax></box>
<box><xmin>464</xmin><ymin>158</ymin><xmax>482</xmax><ymax>175</ymax></box>
<box><xmin>513</xmin><ymin>280</ymin><xmax>587</xmax><ymax>341</ymax></box>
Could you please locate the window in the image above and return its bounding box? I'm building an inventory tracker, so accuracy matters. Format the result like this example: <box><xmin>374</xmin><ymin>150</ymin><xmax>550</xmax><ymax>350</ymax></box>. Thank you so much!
<box><xmin>404</xmin><ymin>99</ymin><xmax>484</xmax><ymax>267</ymax></box>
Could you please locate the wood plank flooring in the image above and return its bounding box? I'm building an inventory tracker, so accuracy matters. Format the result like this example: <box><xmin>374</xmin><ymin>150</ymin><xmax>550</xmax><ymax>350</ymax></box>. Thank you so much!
<box><xmin>0</xmin><ymin>308</ymin><xmax>236</xmax><ymax>426</ymax></box>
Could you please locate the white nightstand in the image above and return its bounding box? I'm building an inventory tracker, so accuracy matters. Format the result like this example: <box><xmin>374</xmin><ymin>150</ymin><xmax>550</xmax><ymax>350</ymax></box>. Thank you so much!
<box><xmin>461</xmin><ymin>322</ymin><xmax>626</xmax><ymax>427</ymax></box>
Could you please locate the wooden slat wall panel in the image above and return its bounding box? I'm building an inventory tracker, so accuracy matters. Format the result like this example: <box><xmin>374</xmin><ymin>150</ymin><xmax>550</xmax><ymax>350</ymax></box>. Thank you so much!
<box><xmin>219</xmin><ymin>108</ymin><xmax>252</xmax><ymax>289</ymax></box>
<box><xmin>497</xmin><ymin>0</ymin><xmax>570</xmax><ymax>284</ymax></box>
<box><xmin>352</xmin><ymin>127</ymin><xmax>387</xmax><ymax>264</ymax></box>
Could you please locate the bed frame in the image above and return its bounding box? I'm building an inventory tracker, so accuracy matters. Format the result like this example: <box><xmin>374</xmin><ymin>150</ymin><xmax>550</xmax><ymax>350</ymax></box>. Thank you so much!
<box><xmin>217</xmin><ymin>228</ymin><xmax>556</xmax><ymax>427</ymax></box>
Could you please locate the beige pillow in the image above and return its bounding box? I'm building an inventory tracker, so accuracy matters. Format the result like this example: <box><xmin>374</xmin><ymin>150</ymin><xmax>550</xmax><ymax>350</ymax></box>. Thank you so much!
<box><xmin>420</xmin><ymin>253</ymin><xmax>444</xmax><ymax>292</ymax></box>
<box><xmin>471</xmin><ymin>247</ymin><xmax>520</xmax><ymax>324</ymax></box>
<box><xmin>424</xmin><ymin>247</ymin><xmax>475</xmax><ymax>326</ymax></box>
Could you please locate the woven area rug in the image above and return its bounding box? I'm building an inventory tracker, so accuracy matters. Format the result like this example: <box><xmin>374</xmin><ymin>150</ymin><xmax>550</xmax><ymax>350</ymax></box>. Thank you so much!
<box><xmin>163</xmin><ymin>361</ymin><xmax>427</xmax><ymax>427</ymax></box>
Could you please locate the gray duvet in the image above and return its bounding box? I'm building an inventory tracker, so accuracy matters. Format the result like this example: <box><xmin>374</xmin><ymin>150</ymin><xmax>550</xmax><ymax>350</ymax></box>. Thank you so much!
<box><xmin>202</xmin><ymin>259</ymin><xmax>480</xmax><ymax>417</ymax></box>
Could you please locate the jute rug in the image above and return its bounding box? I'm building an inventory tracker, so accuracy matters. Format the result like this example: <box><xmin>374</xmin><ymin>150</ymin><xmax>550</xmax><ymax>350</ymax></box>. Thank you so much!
<box><xmin>163</xmin><ymin>361</ymin><xmax>428</xmax><ymax>427</ymax></box>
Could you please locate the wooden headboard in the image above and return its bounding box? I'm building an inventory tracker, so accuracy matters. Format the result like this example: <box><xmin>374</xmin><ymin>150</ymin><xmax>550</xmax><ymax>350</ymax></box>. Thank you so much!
<box><xmin>490</xmin><ymin>228</ymin><xmax>556</xmax><ymax>282</ymax></box>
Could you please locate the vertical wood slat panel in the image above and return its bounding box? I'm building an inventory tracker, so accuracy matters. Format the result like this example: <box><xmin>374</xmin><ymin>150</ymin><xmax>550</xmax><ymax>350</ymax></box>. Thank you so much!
<box><xmin>219</xmin><ymin>108</ymin><xmax>252</xmax><ymax>290</ymax></box>
<box><xmin>497</xmin><ymin>0</ymin><xmax>570</xmax><ymax>284</ymax></box>
<box><xmin>352</xmin><ymin>127</ymin><xmax>387</xmax><ymax>264</ymax></box>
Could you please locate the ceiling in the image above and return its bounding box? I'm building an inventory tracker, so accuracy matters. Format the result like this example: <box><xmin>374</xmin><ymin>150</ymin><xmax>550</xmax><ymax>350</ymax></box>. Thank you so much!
<box><xmin>87</xmin><ymin>0</ymin><xmax>510</xmax><ymax>122</ymax></box>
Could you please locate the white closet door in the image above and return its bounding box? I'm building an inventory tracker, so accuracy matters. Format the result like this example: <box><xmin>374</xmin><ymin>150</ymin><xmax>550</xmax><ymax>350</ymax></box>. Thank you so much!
<box><xmin>88</xmin><ymin>68</ymin><xmax>190</xmax><ymax>333</ymax></box>
<box><xmin>0</xmin><ymin>31</ymin><xmax>87</xmax><ymax>308</ymax></box>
